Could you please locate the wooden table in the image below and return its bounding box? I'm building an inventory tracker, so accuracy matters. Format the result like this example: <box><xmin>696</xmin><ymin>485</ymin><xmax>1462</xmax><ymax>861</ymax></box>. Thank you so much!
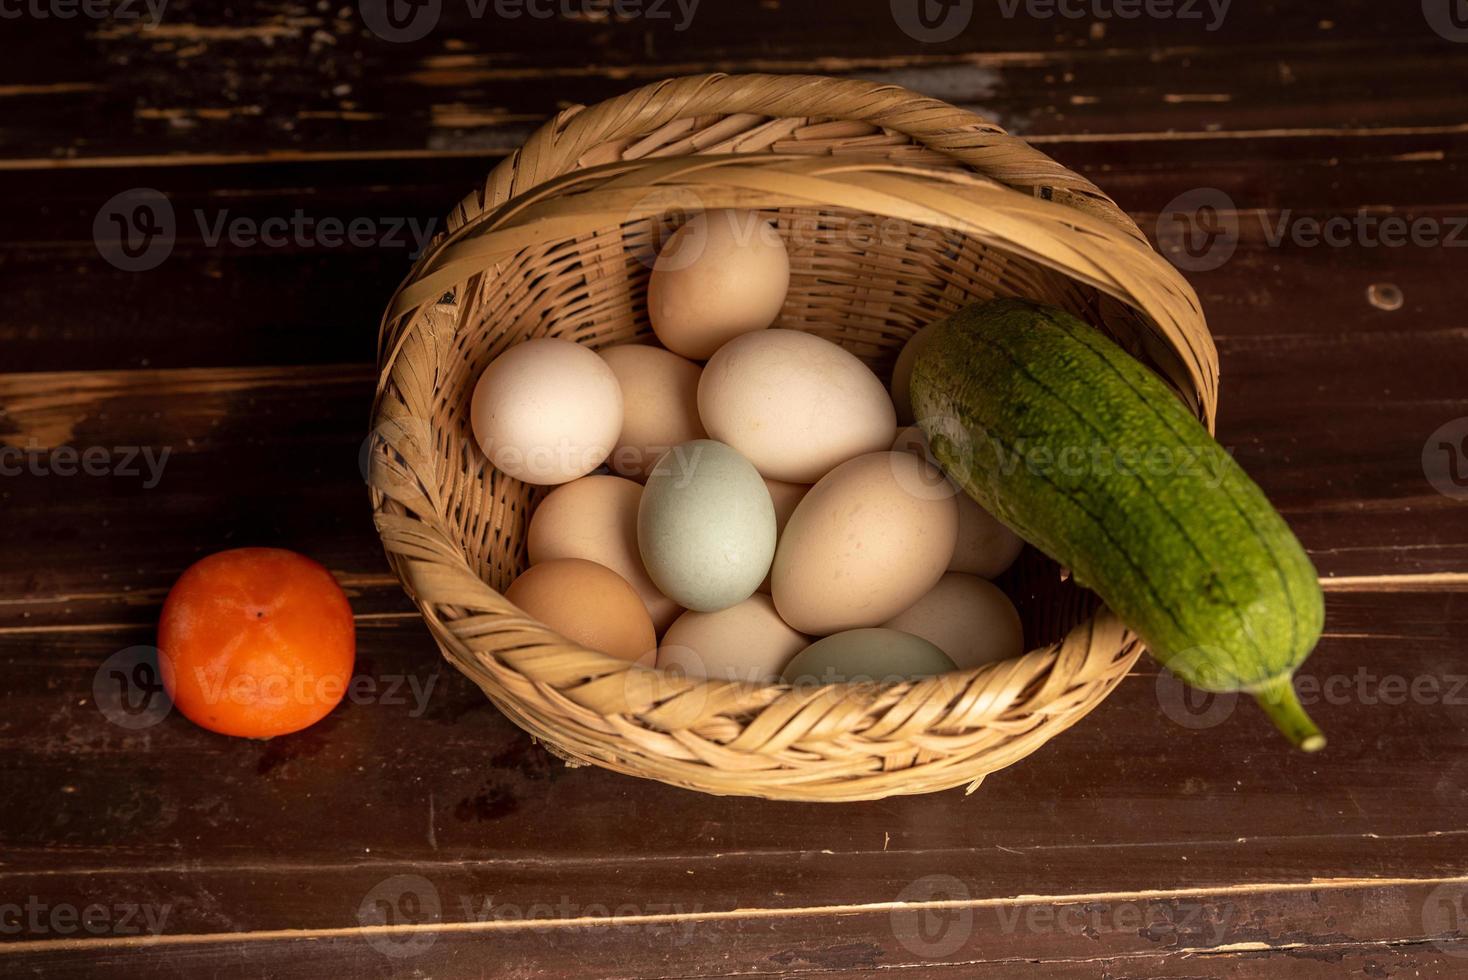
<box><xmin>4</xmin><ymin>3</ymin><xmax>1467</xmax><ymax>976</ymax></box>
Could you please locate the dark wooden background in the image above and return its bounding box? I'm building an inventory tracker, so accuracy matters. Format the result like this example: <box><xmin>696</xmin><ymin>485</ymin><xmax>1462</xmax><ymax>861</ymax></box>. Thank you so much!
<box><xmin>3</xmin><ymin>1</ymin><xmax>1468</xmax><ymax>976</ymax></box>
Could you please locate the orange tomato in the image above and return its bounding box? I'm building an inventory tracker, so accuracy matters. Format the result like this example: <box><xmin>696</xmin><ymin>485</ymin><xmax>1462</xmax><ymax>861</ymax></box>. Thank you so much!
<box><xmin>158</xmin><ymin>547</ymin><xmax>356</xmax><ymax>738</ymax></box>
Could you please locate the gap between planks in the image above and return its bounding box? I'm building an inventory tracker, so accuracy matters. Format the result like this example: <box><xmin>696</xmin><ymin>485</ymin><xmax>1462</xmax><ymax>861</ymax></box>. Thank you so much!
<box><xmin>8</xmin><ymin>827</ymin><xmax>1468</xmax><ymax>879</ymax></box>
<box><xmin>1</xmin><ymin>123</ymin><xmax>1466</xmax><ymax>172</ymax></box>
<box><xmin>2</xmin><ymin>873</ymin><xmax>1466</xmax><ymax>955</ymax></box>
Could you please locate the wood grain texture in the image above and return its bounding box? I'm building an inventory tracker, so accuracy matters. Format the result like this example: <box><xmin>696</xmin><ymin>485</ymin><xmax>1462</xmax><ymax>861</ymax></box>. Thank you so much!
<box><xmin>1</xmin><ymin>133</ymin><xmax>1461</xmax><ymax>372</ymax></box>
<box><xmin>2</xmin><ymin>592</ymin><xmax>1467</xmax><ymax>970</ymax></box>
<box><xmin>3</xmin><ymin>1</ymin><xmax>1467</xmax><ymax>973</ymax></box>
<box><xmin>3</xmin><ymin>1</ymin><xmax>1467</xmax><ymax>166</ymax></box>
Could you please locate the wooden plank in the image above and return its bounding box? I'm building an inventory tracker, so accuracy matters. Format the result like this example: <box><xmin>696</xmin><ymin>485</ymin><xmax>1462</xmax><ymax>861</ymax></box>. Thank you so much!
<box><xmin>8</xmin><ymin>940</ymin><xmax>1468</xmax><ymax>980</ymax></box>
<box><xmin>1</xmin><ymin>590</ymin><xmax>1465</xmax><ymax>933</ymax></box>
<box><xmin>1</xmin><ymin>136</ymin><xmax>1462</xmax><ymax>372</ymax></box>
<box><xmin>1</xmin><ymin>2</ymin><xmax>1466</xmax><ymax>165</ymax></box>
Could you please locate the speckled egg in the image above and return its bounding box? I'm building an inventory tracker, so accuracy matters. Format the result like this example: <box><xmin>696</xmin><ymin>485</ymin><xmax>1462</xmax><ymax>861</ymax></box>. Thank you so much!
<box><xmin>772</xmin><ymin>451</ymin><xmax>957</xmax><ymax>635</ymax></box>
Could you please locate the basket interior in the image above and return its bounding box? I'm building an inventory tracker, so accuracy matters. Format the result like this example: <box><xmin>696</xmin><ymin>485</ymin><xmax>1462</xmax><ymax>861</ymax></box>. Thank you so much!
<box><xmin>412</xmin><ymin>202</ymin><xmax>1133</xmax><ymax>655</ymax></box>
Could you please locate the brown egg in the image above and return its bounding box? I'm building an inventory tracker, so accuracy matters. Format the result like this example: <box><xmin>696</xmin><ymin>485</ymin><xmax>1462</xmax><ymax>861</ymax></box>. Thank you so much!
<box><xmin>648</xmin><ymin>209</ymin><xmax>790</xmax><ymax>359</ymax></box>
<box><xmin>527</xmin><ymin>474</ymin><xmax>681</xmax><ymax>632</ymax></box>
<box><xmin>598</xmin><ymin>344</ymin><xmax>706</xmax><ymax>480</ymax></box>
<box><xmin>505</xmin><ymin>558</ymin><xmax>657</xmax><ymax>664</ymax></box>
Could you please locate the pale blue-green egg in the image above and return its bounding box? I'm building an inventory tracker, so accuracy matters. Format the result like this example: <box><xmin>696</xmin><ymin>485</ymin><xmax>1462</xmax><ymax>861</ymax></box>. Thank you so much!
<box><xmin>638</xmin><ymin>440</ymin><xmax>776</xmax><ymax>612</ymax></box>
<box><xmin>780</xmin><ymin>628</ymin><xmax>956</xmax><ymax>686</ymax></box>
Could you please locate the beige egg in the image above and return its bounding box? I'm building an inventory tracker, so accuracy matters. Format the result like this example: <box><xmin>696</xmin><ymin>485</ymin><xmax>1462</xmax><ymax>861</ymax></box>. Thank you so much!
<box><xmin>505</xmin><ymin>558</ymin><xmax>656</xmax><ymax>665</ymax></box>
<box><xmin>470</xmin><ymin>337</ymin><xmax>622</xmax><ymax>485</ymax></box>
<box><xmin>699</xmin><ymin>329</ymin><xmax>897</xmax><ymax>483</ymax></box>
<box><xmin>882</xmin><ymin>573</ymin><xmax>1025</xmax><ymax>669</ymax></box>
<box><xmin>891</xmin><ymin>426</ymin><xmax>1025</xmax><ymax>579</ymax></box>
<box><xmin>598</xmin><ymin>344</ymin><xmax>706</xmax><ymax>480</ymax></box>
<box><xmin>648</xmin><ymin>210</ymin><xmax>790</xmax><ymax>359</ymax></box>
<box><xmin>527</xmin><ymin>475</ymin><xmax>681</xmax><ymax>632</ymax></box>
<box><xmin>890</xmin><ymin>323</ymin><xmax>936</xmax><ymax>426</ymax></box>
<box><xmin>772</xmin><ymin>451</ymin><xmax>958</xmax><ymax>635</ymax></box>
<box><xmin>757</xmin><ymin>477</ymin><xmax>810</xmax><ymax>595</ymax></box>
<box><xmin>657</xmin><ymin>595</ymin><xmax>808</xmax><ymax>684</ymax></box>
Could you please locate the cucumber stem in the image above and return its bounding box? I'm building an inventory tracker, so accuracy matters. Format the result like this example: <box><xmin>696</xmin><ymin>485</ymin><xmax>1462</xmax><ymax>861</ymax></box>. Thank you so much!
<box><xmin>1253</xmin><ymin>676</ymin><xmax>1325</xmax><ymax>752</ymax></box>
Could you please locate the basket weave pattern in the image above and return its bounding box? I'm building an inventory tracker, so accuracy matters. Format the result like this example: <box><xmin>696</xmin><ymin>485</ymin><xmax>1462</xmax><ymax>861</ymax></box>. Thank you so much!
<box><xmin>368</xmin><ymin>74</ymin><xmax>1217</xmax><ymax>801</ymax></box>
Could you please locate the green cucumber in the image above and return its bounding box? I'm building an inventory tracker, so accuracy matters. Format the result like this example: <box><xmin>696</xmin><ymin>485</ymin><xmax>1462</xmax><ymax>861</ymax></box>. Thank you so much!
<box><xmin>910</xmin><ymin>298</ymin><xmax>1325</xmax><ymax>750</ymax></box>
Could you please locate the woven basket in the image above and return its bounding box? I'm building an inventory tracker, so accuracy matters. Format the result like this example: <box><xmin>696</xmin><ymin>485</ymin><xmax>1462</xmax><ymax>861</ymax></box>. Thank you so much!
<box><xmin>367</xmin><ymin>74</ymin><xmax>1216</xmax><ymax>802</ymax></box>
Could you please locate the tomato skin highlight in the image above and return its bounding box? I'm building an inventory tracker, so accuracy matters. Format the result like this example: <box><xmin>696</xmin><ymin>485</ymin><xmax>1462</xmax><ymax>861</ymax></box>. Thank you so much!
<box><xmin>158</xmin><ymin>547</ymin><xmax>356</xmax><ymax>738</ymax></box>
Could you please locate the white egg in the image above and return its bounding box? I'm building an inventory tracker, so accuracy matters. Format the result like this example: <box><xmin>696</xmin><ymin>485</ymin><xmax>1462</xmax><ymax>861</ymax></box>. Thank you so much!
<box><xmin>648</xmin><ymin>210</ymin><xmax>790</xmax><ymax>359</ymax></box>
<box><xmin>699</xmin><ymin>329</ymin><xmax>897</xmax><ymax>483</ymax></box>
<box><xmin>470</xmin><ymin>338</ymin><xmax>622</xmax><ymax>486</ymax></box>
<box><xmin>882</xmin><ymin>573</ymin><xmax>1024</xmax><ymax>669</ymax></box>
<box><xmin>658</xmin><ymin>595</ymin><xmax>808</xmax><ymax>684</ymax></box>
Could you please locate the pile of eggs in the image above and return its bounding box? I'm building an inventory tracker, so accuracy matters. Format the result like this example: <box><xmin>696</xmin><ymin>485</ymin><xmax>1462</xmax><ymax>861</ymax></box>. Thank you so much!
<box><xmin>471</xmin><ymin>210</ymin><xmax>1026</xmax><ymax>687</ymax></box>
